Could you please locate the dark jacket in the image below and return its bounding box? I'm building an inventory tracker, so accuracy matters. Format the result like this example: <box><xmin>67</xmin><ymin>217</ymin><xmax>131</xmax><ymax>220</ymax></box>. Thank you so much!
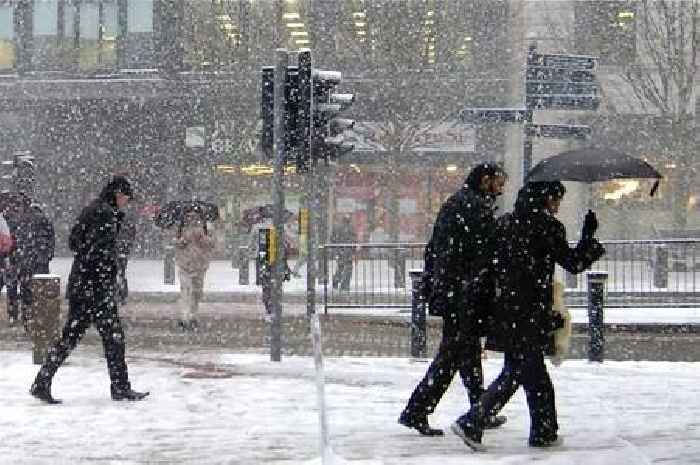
<box><xmin>31</xmin><ymin>204</ymin><xmax>55</xmax><ymax>266</ymax></box>
<box><xmin>3</xmin><ymin>195</ymin><xmax>54</xmax><ymax>271</ymax></box>
<box><xmin>488</xmin><ymin>196</ymin><xmax>605</xmax><ymax>353</ymax></box>
<box><xmin>427</xmin><ymin>185</ymin><xmax>499</xmax><ymax>330</ymax></box>
<box><xmin>331</xmin><ymin>219</ymin><xmax>356</xmax><ymax>258</ymax></box>
<box><xmin>67</xmin><ymin>186</ymin><xmax>125</xmax><ymax>302</ymax></box>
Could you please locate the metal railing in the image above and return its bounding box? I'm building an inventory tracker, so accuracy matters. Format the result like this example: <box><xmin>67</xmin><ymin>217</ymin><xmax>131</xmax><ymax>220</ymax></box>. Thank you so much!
<box><xmin>322</xmin><ymin>239</ymin><xmax>700</xmax><ymax>312</ymax></box>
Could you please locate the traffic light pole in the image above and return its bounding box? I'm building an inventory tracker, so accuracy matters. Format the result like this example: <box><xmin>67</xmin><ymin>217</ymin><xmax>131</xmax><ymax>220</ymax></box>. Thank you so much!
<box><xmin>523</xmin><ymin>133</ymin><xmax>533</xmax><ymax>184</ymax></box>
<box><xmin>270</xmin><ymin>48</ymin><xmax>288</xmax><ymax>362</ymax></box>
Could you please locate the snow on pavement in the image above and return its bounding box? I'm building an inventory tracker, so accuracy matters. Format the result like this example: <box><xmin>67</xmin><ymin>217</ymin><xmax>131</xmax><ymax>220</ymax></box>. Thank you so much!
<box><xmin>1</xmin><ymin>347</ymin><xmax>698</xmax><ymax>464</ymax></box>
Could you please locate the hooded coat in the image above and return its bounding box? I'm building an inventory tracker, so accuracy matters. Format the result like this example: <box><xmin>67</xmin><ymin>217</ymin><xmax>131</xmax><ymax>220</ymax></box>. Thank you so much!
<box><xmin>66</xmin><ymin>177</ymin><xmax>132</xmax><ymax>302</ymax></box>
<box><xmin>427</xmin><ymin>182</ymin><xmax>500</xmax><ymax>331</ymax></box>
<box><xmin>488</xmin><ymin>183</ymin><xmax>605</xmax><ymax>353</ymax></box>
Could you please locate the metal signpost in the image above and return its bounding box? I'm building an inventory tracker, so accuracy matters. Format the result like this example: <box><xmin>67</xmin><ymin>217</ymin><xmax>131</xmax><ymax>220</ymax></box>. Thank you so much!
<box><xmin>461</xmin><ymin>46</ymin><xmax>599</xmax><ymax>183</ymax></box>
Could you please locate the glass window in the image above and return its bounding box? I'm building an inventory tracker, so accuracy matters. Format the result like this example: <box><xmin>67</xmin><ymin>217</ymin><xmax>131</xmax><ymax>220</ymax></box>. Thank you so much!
<box><xmin>79</xmin><ymin>1</ymin><xmax>118</xmax><ymax>70</ymax></box>
<box><xmin>0</xmin><ymin>4</ymin><xmax>15</xmax><ymax>70</ymax></box>
<box><xmin>34</xmin><ymin>0</ymin><xmax>58</xmax><ymax>35</ymax></box>
<box><xmin>128</xmin><ymin>0</ymin><xmax>152</xmax><ymax>33</ymax></box>
<box><xmin>32</xmin><ymin>0</ymin><xmax>64</xmax><ymax>70</ymax></box>
<box><xmin>122</xmin><ymin>0</ymin><xmax>154</xmax><ymax>69</ymax></box>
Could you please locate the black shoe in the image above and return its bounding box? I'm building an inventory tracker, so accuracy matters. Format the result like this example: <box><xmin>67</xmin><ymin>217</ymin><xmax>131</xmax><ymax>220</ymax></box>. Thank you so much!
<box><xmin>483</xmin><ymin>414</ymin><xmax>507</xmax><ymax>429</ymax></box>
<box><xmin>30</xmin><ymin>381</ymin><xmax>62</xmax><ymax>405</ymax></box>
<box><xmin>451</xmin><ymin>421</ymin><xmax>485</xmax><ymax>452</ymax></box>
<box><xmin>529</xmin><ymin>435</ymin><xmax>563</xmax><ymax>448</ymax></box>
<box><xmin>111</xmin><ymin>387</ymin><xmax>150</xmax><ymax>401</ymax></box>
<box><xmin>398</xmin><ymin>411</ymin><xmax>444</xmax><ymax>436</ymax></box>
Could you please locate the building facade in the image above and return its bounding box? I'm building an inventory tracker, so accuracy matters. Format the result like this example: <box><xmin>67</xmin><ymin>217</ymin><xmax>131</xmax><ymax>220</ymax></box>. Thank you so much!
<box><xmin>0</xmin><ymin>0</ymin><xmax>696</xmax><ymax>258</ymax></box>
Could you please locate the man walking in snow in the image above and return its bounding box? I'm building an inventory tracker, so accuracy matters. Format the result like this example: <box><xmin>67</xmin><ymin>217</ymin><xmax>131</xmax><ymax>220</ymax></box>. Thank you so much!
<box><xmin>30</xmin><ymin>175</ymin><xmax>149</xmax><ymax>404</ymax></box>
<box><xmin>398</xmin><ymin>162</ymin><xmax>508</xmax><ymax>436</ymax></box>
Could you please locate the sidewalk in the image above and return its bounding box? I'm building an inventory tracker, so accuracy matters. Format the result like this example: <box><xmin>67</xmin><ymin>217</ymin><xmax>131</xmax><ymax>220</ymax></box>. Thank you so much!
<box><xmin>1</xmin><ymin>348</ymin><xmax>698</xmax><ymax>464</ymax></box>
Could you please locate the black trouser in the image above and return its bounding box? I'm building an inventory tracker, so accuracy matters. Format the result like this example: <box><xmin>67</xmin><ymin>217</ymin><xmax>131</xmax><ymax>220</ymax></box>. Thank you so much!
<box><xmin>6</xmin><ymin>265</ymin><xmax>33</xmax><ymax>322</ymax></box>
<box><xmin>457</xmin><ymin>348</ymin><xmax>557</xmax><ymax>442</ymax></box>
<box><xmin>36</xmin><ymin>297</ymin><xmax>130</xmax><ymax>392</ymax></box>
<box><xmin>403</xmin><ymin>315</ymin><xmax>484</xmax><ymax>416</ymax></box>
<box><xmin>332</xmin><ymin>253</ymin><xmax>353</xmax><ymax>290</ymax></box>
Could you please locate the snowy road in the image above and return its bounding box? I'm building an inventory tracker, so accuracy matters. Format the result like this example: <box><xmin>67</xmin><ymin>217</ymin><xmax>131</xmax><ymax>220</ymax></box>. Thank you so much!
<box><xmin>1</xmin><ymin>347</ymin><xmax>698</xmax><ymax>464</ymax></box>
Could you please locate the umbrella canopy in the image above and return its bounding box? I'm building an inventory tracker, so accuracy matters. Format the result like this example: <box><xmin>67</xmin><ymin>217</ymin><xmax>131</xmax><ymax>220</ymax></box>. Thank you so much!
<box><xmin>241</xmin><ymin>204</ymin><xmax>295</xmax><ymax>232</ymax></box>
<box><xmin>526</xmin><ymin>147</ymin><xmax>663</xmax><ymax>195</ymax></box>
<box><xmin>154</xmin><ymin>200</ymin><xmax>220</xmax><ymax>229</ymax></box>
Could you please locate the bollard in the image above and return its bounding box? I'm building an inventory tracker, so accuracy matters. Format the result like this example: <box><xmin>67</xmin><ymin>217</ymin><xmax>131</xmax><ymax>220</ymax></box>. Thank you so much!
<box><xmin>29</xmin><ymin>274</ymin><xmax>61</xmax><ymax>365</ymax></box>
<box><xmin>586</xmin><ymin>271</ymin><xmax>608</xmax><ymax>362</ymax></box>
<box><xmin>164</xmin><ymin>245</ymin><xmax>175</xmax><ymax>284</ymax></box>
<box><xmin>238</xmin><ymin>246</ymin><xmax>250</xmax><ymax>285</ymax></box>
<box><xmin>394</xmin><ymin>248</ymin><xmax>407</xmax><ymax>289</ymax></box>
<box><xmin>653</xmin><ymin>245</ymin><xmax>668</xmax><ymax>288</ymax></box>
<box><xmin>409</xmin><ymin>270</ymin><xmax>427</xmax><ymax>358</ymax></box>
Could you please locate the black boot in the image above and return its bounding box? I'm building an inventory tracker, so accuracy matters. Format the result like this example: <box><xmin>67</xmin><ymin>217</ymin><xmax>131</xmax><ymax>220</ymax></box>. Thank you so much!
<box><xmin>30</xmin><ymin>378</ymin><xmax>62</xmax><ymax>405</ymax></box>
<box><xmin>484</xmin><ymin>415</ymin><xmax>507</xmax><ymax>429</ymax></box>
<box><xmin>111</xmin><ymin>386</ymin><xmax>150</xmax><ymax>401</ymax></box>
<box><xmin>398</xmin><ymin>410</ymin><xmax>444</xmax><ymax>436</ymax></box>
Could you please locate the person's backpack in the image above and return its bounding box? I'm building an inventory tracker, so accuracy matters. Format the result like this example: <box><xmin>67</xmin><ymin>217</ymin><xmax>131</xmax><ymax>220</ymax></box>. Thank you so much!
<box><xmin>417</xmin><ymin>239</ymin><xmax>442</xmax><ymax>317</ymax></box>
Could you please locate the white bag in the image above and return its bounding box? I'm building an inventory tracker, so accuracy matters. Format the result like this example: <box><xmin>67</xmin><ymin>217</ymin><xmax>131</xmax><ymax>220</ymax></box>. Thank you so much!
<box><xmin>551</xmin><ymin>280</ymin><xmax>572</xmax><ymax>366</ymax></box>
<box><xmin>0</xmin><ymin>213</ymin><xmax>14</xmax><ymax>255</ymax></box>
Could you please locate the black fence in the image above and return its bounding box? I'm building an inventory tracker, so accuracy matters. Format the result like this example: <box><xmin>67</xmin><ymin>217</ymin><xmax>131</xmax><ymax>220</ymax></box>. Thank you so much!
<box><xmin>322</xmin><ymin>239</ymin><xmax>700</xmax><ymax>312</ymax></box>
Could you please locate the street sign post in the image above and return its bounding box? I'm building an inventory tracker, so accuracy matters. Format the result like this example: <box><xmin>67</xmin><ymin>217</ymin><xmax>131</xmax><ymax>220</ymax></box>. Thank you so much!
<box><xmin>525</xmin><ymin>124</ymin><xmax>592</xmax><ymax>139</ymax></box>
<box><xmin>460</xmin><ymin>107</ymin><xmax>532</xmax><ymax>124</ymax></box>
<box><xmin>526</xmin><ymin>48</ymin><xmax>600</xmax><ymax>111</ymax></box>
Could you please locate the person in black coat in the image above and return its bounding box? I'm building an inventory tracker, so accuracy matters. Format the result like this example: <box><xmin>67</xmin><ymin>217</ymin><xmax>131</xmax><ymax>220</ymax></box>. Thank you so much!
<box><xmin>3</xmin><ymin>193</ymin><xmax>54</xmax><ymax>328</ymax></box>
<box><xmin>331</xmin><ymin>215</ymin><xmax>356</xmax><ymax>291</ymax></box>
<box><xmin>398</xmin><ymin>162</ymin><xmax>508</xmax><ymax>436</ymax></box>
<box><xmin>30</xmin><ymin>176</ymin><xmax>149</xmax><ymax>404</ymax></box>
<box><xmin>452</xmin><ymin>181</ymin><xmax>605</xmax><ymax>450</ymax></box>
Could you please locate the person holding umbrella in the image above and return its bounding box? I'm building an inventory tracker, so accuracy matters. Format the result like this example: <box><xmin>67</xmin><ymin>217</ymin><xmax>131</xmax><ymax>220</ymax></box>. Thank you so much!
<box><xmin>174</xmin><ymin>208</ymin><xmax>215</xmax><ymax>330</ymax></box>
<box><xmin>451</xmin><ymin>181</ymin><xmax>605</xmax><ymax>450</ymax></box>
<box><xmin>30</xmin><ymin>175</ymin><xmax>148</xmax><ymax>404</ymax></box>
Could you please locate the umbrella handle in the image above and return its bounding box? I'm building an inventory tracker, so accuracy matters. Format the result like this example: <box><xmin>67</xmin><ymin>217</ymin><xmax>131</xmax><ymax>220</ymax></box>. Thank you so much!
<box><xmin>650</xmin><ymin>179</ymin><xmax>660</xmax><ymax>197</ymax></box>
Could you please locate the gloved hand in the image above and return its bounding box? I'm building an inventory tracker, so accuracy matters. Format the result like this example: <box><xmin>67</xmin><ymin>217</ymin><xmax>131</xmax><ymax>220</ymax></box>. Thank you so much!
<box><xmin>581</xmin><ymin>209</ymin><xmax>598</xmax><ymax>241</ymax></box>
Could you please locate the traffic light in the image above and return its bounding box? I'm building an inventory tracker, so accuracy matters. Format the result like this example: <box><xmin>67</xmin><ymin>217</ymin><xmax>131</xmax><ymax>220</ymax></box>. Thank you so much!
<box><xmin>284</xmin><ymin>65</ymin><xmax>300</xmax><ymax>168</ymax></box>
<box><xmin>297</xmin><ymin>50</ymin><xmax>354</xmax><ymax>171</ymax></box>
<box><xmin>260</xmin><ymin>66</ymin><xmax>274</xmax><ymax>154</ymax></box>
<box><xmin>312</xmin><ymin>71</ymin><xmax>354</xmax><ymax>163</ymax></box>
<box><xmin>260</xmin><ymin>65</ymin><xmax>303</xmax><ymax>166</ymax></box>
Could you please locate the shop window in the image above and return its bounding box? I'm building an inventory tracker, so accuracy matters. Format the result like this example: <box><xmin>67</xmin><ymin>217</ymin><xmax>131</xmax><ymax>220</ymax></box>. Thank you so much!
<box><xmin>121</xmin><ymin>0</ymin><xmax>154</xmax><ymax>69</ymax></box>
<box><xmin>79</xmin><ymin>0</ymin><xmax>118</xmax><ymax>71</ymax></box>
<box><xmin>182</xmin><ymin>0</ymin><xmax>244</xmax><ymax>70</ymax></box>
<box><xmin>0</xmin><ymin>3</ymin><xmax>14</xmax><ymax>71</ymax></box>
<box><xmin>31</xmin><ymin>0</ymin><xmax>65</xmax><ymax>70</ymax></box>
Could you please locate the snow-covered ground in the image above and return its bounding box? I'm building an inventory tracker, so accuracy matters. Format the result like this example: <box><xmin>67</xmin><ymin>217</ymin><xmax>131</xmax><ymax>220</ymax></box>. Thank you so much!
<box><xmin>2</xmin><ymin>347</ymin><xmax>698</xmax><ymax>464</ymax></box>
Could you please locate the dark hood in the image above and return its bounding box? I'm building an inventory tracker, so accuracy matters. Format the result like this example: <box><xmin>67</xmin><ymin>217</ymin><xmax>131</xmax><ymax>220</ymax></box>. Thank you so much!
<box><xmin>99</xmin><ymin>176</ymin><xmax>133</xmax><ymax>206</ymax></box>
<box><xmin>513</xmin><ymin>181</ymin><xmax>565</xmax><ymax>217</ymax></box>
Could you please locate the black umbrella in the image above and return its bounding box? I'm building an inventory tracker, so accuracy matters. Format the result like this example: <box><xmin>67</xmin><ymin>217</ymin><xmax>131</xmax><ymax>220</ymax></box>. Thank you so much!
<box><xmin>526</xmin><ymin>147</ymin><xmax>663</xmax><ymax>195</ymax></box>
<box><xmin>240</xmin><ymin>204</ymin><xmax>295</xmax><ymax>232</ymax></box>
<box><xmin>154</xmin><ymin>200</ymin><xmax>220</xmax><ymax>229</ymax></box>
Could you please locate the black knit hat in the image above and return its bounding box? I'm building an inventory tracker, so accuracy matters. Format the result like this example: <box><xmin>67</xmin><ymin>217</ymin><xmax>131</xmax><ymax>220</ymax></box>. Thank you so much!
<box><xmin>100</xmin><ymin>175</ymin><xmax>133</xmax><ymax>202</ymax></box>
<box><xmin>464</xmin><ymin>162</ymin><xmax>507</xmax><ymax>191</ymax></box>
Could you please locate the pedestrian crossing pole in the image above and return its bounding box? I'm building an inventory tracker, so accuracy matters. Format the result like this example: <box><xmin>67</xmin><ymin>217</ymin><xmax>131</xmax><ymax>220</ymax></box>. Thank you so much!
<box><xmin>270</xmin><ymin>48</ymin><xmax>288</xmax><ymax>362</ymax></box>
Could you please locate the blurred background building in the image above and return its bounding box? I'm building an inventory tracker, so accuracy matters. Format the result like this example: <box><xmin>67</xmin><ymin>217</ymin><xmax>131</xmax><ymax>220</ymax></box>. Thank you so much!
<box><xmin>0</xmin><ymin>0</ymin><xmax>696</xmax><ymax>258</ymax></box>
